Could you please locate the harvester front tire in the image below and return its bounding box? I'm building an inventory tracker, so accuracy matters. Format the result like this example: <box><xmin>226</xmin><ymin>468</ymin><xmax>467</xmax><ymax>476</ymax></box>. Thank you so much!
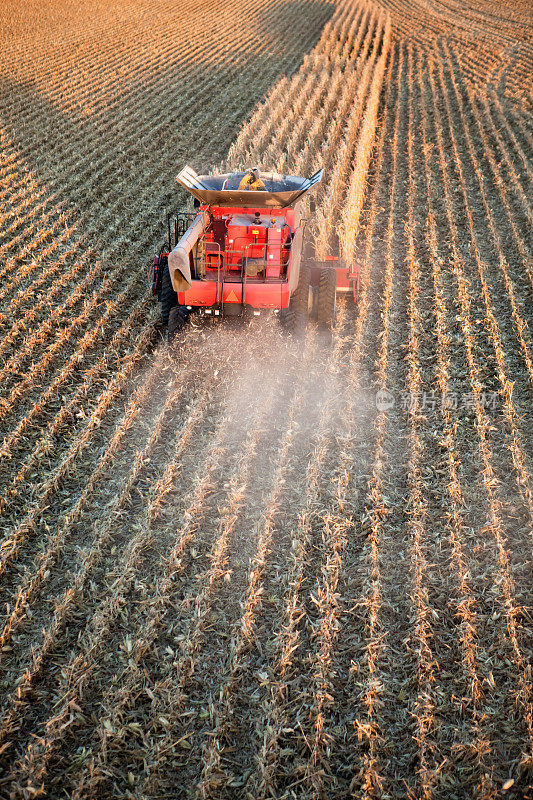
<box><xmin>168</xmin><ymin>306</ymin><xmax>188</xmax><ymax>343</ymax></box>
<box><xmin>160</xmin><ymin>259</ymin><xmax>178</xmax><ymax>325</ymax></box>
<box><xmin>317</xmin><ymin>268</ymin><xmax>336</xmax><ymax>328</ymax></box>
<box><xmin>282</xmin><ymin>264</ymin><xmax>311</xmax><ymax>333</ymax></box>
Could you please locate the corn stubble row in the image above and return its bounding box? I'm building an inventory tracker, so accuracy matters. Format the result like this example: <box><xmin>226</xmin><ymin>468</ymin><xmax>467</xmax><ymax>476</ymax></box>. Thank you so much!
<box><xmin>0</xmin><ymin>0</ymin><xmax>532</xmax><ymax>797</ymax></box>
<box><xmin>379</xmin><ymin>0</ymin><xmax>532</xmax><ymax>105</ymax></box>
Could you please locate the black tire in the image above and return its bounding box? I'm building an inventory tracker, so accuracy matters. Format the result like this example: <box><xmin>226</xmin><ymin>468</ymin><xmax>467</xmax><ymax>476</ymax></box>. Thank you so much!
<box><xmin>160</xmin><ymin>258</ymin><xmax>178</xmax><ymax>325</ymax></box>
<box><xmin>281</xmin><ymin>264</ymin><xmax>311</xmax><ymax>333</ymax></box>
<box><xmin>317</xmin><ymin>268</ymin><xmax>336</xmax><ymax>328</ymax></box>
<box><xmin>168</xmin><ymin>306</ymin><xmax>188</xmax><ymax>343</ymax></box>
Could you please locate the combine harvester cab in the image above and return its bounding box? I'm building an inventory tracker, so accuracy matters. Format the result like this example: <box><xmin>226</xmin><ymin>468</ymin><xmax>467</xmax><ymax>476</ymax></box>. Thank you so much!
<box><xmin>151</xmin><ymin>165</ymin><xmax>359</xmax><ymax>340</ymax></box>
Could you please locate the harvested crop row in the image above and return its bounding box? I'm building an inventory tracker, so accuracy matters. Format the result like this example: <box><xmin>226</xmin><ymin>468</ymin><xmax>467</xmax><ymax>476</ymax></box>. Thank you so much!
<box><xmin>426</xmin><ymin>45</ymin><xmax>533</xmax><ymax>759</ymax></box>
<box><xmin>378</xmin><ymin>0</ymin><xmax>532</xmax><ymax>105</ymax></box>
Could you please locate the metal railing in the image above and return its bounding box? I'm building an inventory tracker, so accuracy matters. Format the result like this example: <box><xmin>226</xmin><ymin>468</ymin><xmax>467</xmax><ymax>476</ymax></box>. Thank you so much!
<box><xmin>167</xmin><ymin>210</ymin><xmax>197</xmax><ymax>251</ymax></box>
<box><xmin>192</xmin><ymin>236</ymin><xmax>291</xmax><ymax>287</ymax></box>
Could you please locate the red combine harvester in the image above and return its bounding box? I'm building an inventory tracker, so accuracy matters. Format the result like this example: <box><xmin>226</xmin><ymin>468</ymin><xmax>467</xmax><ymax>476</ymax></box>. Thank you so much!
<box><xmin>152</xmin><ymin>166</ymin><xmax>359</xmax><ymax>340</ymax></box>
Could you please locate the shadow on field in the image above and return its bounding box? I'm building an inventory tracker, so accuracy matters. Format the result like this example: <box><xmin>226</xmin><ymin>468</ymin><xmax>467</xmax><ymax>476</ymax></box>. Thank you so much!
<box><xmin>0</xmin><ymin>0</ymin><xmax>335</xmax><ymax>247</ymax></box>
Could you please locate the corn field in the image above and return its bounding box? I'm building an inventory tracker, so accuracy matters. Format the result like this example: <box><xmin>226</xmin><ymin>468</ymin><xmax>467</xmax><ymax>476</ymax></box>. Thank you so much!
<box><xmin>0</xmin><ymin>0</ymin><xmax>531</xmax><ymax>797</ymax></box>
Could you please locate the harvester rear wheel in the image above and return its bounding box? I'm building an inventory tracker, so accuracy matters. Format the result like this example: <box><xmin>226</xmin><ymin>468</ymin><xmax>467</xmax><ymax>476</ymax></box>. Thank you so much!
<box><xmin>282</xmin><ymin>264</ymin><xmax>311</xmax><ymax>332</ymax></box>
<box><xmin>160</xmin><ymin>259</ymin><xmax>178</xmax><ymax>325</ymax></box>
<box><xmin>168</xmin><ymin>306</ymin><xmax>188</xmax><ymax>343</ymax></box>
<box><xmin>317</xmin><ymin>268</ymin><xmax>336</xmax><ymax>328</ymax></box>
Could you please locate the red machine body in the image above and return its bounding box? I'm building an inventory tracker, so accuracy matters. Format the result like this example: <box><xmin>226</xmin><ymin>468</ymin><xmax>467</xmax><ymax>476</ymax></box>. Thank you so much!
<box><xmin>176</xmin><ymin>204</ymin><xmax>298</xmax><ymax>312</ymax></box>
<box><xmin>154</xmin><ymin>166</ymin><xmax>359</xmax><ymax>336</ymax></box>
